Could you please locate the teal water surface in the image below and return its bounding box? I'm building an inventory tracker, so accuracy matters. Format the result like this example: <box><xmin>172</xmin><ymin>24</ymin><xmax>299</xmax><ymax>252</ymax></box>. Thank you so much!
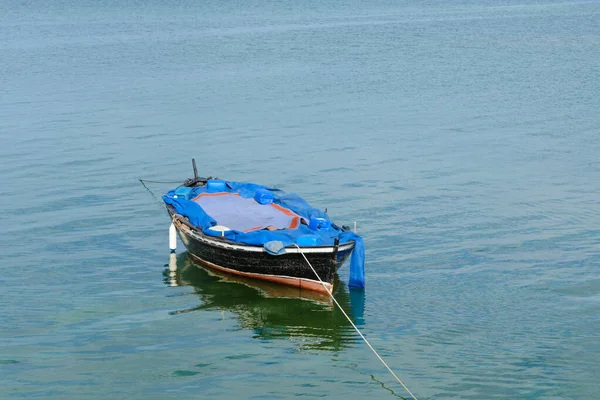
<box><xmin>1</xmin><ymin>0</ymin><xmax>599</xmax><ymax>398</ymax></box>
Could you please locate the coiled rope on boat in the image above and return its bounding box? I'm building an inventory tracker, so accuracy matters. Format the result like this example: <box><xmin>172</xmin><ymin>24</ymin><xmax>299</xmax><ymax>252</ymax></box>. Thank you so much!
<box><xmin>293</xmin><ymin>244</ymin><xmax>418</xmax><ymax>400</ymax></box>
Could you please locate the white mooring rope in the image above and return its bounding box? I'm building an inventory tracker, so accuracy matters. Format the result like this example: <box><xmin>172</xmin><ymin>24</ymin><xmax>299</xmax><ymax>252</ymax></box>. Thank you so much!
<box><xmin>293</xmin><ymin>244</ymin><xmax>418</xmax><ymax>400</ymax></box>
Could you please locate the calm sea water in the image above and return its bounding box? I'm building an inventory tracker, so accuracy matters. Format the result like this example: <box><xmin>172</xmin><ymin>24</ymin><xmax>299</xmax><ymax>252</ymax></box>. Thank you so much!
<box><xmin>1</xmin><ymin>0</ymin><xmax>599</xmax><ymax>398</ymax></box>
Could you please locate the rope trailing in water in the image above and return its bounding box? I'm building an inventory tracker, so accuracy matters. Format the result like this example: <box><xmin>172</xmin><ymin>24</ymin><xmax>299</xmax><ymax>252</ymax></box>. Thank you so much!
<box><xmin>138</xmin><ymin>179</ymin><xmax>184</xmax><ymax>184</ymax></box>
<box><xmin>139</xmin><ymin>178</ymin><xmax>173</xmax><ymax>210</ymax></box>
<box><xmin>293</xmin><ymin>244</ymin><xmax>418</xmax><ymax>400</ymax></box>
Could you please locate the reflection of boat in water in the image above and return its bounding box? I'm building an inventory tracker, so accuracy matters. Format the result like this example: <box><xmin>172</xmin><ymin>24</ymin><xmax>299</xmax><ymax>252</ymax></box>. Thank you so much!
<box><xmin>164</xmin><ymin>252</ymin><xmax>365</xmax><ymax>351</ymax></box>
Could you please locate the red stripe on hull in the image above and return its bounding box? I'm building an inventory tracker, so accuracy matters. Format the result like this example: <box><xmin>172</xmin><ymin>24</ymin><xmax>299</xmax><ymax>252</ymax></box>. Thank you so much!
<box><xmin>188</xmin><ymin>253</ymin><xmax>333</xmax><ymax>295</ymax></box>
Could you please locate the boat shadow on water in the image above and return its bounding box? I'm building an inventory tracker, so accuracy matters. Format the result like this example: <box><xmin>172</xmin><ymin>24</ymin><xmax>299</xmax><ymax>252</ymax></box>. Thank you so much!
<box><xmin>163</xmin><ymin>252</ymin><xmax>365</xmax><ymax>351</ymax></box>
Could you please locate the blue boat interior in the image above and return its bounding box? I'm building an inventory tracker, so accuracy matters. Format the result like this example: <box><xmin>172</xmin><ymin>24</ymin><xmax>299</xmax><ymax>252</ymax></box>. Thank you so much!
<box><xmin>163</xmin><ymin>180</ymin><xmax>365</xmax><ymax>288</ymax></box>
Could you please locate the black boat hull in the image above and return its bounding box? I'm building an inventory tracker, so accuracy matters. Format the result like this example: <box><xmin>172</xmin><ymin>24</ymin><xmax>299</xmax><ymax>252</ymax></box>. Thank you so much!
<box><xmin>170</xmin><ymin>214</ymin><xmax>354</xmax><ymax>294</ymax></box>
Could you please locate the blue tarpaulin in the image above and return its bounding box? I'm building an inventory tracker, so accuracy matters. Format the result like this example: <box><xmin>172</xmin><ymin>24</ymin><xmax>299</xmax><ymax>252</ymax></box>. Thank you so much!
<box><xmin>163</xmin><ymin>180</ymin><xmax>365</xmax><ymax>288</ymax></box>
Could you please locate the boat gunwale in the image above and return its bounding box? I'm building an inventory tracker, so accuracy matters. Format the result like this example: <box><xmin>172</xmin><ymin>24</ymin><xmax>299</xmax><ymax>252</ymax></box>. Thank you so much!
<box><xmin>169</xmin><ymin>212</ymin><xmax>355</xmax><ymax>254</ymax></box>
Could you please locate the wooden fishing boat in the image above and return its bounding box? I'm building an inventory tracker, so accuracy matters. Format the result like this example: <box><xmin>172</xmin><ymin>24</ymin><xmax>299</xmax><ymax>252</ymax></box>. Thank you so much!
<box><xmin>163</xmin><ymin>160</ymin><xmax>365</xmax><ymax>294</ymax></box>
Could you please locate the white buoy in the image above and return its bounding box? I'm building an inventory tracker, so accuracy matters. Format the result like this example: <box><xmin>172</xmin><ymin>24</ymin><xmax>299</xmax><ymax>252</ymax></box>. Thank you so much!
<box><xmin>169</xmin><ymin>222</ymin><xmax>177</xmax><ymax>252</ymax></box>
<box><xmin>354</xmin><ymin>221</ymin><xmax>357</xmax><ymax>233</ymax></box>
